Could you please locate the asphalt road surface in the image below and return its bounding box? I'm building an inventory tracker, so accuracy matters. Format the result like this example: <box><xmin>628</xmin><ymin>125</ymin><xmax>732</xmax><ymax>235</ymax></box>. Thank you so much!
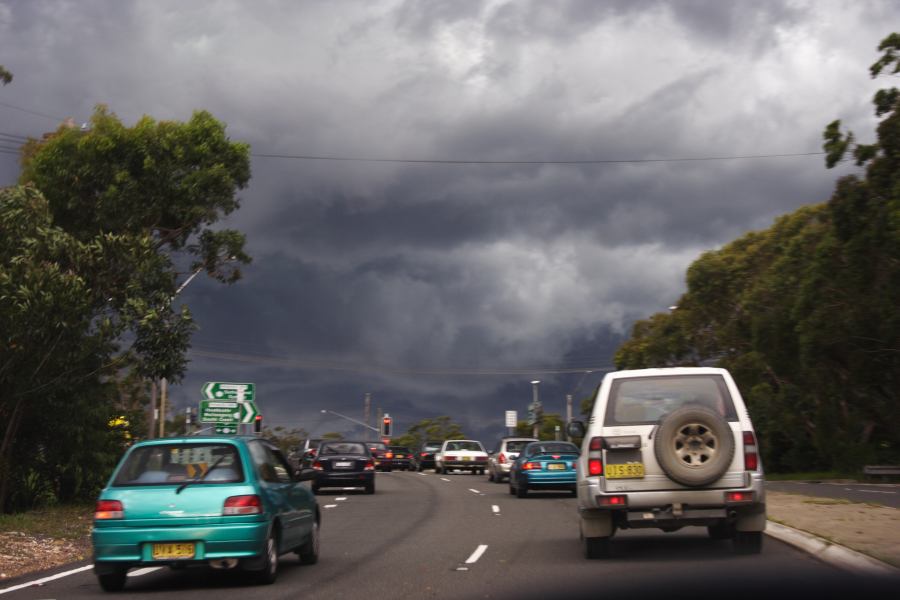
<box><xmin>766</xmin><ymin>481</ymin><xmax>900</xmax><ymax>508</ymax></box>
<box><xmin>3</xmin><ymin>472</ymin><xmax>897</xmax><ymax>599</ymax></box>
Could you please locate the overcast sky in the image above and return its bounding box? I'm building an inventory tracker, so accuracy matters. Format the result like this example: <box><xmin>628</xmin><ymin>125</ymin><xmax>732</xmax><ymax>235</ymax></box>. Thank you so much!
<box><xmin>1</xmin><ymin>0</ymin><xmax>895</xmax><ymax>442</ymax></box>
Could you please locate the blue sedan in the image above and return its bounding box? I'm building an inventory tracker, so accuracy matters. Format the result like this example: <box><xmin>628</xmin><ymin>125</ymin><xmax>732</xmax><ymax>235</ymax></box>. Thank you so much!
<box><xmin>508</xmin><ymin>441</ymin><xmax>580</xmax><ymax>498</ymax></box>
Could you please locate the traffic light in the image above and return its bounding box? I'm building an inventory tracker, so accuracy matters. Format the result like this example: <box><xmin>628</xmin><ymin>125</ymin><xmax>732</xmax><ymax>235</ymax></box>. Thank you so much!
<box><xmin>381</xmin><ymin>415</ymin><xmax>392</xmax><ymax>437</ymax></box>
<box><xmin>254</xmin><ymin>414</ymin><xmax>262</xmax><ymax>434</ymax></box>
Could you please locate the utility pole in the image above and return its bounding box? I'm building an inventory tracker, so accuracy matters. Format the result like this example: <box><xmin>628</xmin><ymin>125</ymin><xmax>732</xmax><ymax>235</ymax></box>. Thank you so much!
<box><xmin>364</xmin><ymin>392</ymin><xmax>371</xmax><ymax>436</ymax></box>
<box><xmin>566</xmin><ymin>394</ymin><xmax>573</xmax><ymax>442</ymax></box>
<box><xmin>149</xmin><ymin>380</ymin><xmax>158</xmax><ymax>439</ymax></box>
<box><xmin>158</xmin><ymin>377</ymin><xmax>168</xmax><ymax>438</ymax></box>
<box><xmin>375</xmin><ymin>406</ymin><xmax>382</xmax><ymax>440</ymax></box>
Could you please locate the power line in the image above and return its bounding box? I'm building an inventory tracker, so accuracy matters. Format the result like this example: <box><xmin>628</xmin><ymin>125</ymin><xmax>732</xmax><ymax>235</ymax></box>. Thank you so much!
<box><xmin>0</xmin><ymin>131</ymin><xmax>29</xmax><ymax>141</ymax></box>
<box><xmin>188</xmin><ymin>347</ymin><xmax>614</xmax><ymax>377</ymax></box>
<box><xmin>0</xmin><ymin>100</ymin><xmax>67</xmax><ymax>122</ymax></box>
<box><xmin>249</xmin><ymin>150</ymin><xmax>825</xmax><ymax>165</ymax></box>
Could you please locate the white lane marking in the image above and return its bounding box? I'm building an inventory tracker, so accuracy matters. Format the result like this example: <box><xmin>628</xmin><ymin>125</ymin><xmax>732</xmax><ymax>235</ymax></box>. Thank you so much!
<box><xmin>0</xmin><ymin>564</ymin><xmax>92</xmax><ymax>595</ymax></box>
<box><xmin>492</xmin><ymin>505</ymin><xmax>500</xmax><ymax>514</ymax></box>
<box><xmin>335</xmin><ymin>497</ymin><xmax>348</xmax><ymax>501</ymax></box>
<box><xmin>849</xmin><ymin>489</ymin><xmax>897</xmax><ymax>494</ymax></box>
<box><xmin>128</xmin><ymin>567</ymin><xmax>162</xmax><ymax>577</ymax></box>
<box><xmin>469</xmin><ymin>488</ymin><xmax>481</xmax><ymax>495</ymax></box>
<box><xmin>465</xmin><ymin>544</ymin><xmax>488</xmax><ymax>564</ymax></box>
<box><xmin>418</xmin><ymin>472</ymin><xmax>427</xmax><ymax>476</ymax></box>
<box><xmin>343</xmin><ymin>487</ymin><xmax>356</xmax><ymax>490</ymax></box>
<box><xmin>324</xmin><ymin>504</ymin><xmax>338</xmax><ymax>508</ymax></box>
<box><xmin>440</xmin><ymin>477</ymin><xmax>451</xmax><ymax>482</ymax></box>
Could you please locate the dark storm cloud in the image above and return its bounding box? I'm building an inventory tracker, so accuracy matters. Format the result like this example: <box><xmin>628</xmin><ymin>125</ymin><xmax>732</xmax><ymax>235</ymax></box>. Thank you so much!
<box><xmin>2</xmin><ymin>0</ymin><xmax>897</xmax><ymax>440</ymax></box>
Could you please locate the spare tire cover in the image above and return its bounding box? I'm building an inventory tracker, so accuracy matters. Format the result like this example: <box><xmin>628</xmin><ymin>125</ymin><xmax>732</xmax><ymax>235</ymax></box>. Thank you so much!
<box><xmin>653</xmin><ymin>404</ymin><xmax>735</xmax><ymax>487</ymax></box>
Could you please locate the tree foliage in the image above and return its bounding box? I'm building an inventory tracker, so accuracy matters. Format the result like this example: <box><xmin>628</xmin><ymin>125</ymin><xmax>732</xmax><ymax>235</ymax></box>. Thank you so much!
<box><xmin>613</xmin><ymin>35</ymin><xmax>900</xmax><ymax>473</ymax></box>
<box><xmin>392</xmin><ymin>416</ymin><xmax>466</xmax><ymax>450</ymax></box>
<box><xmin>1</xmin><ymin>106</ymin><xmax>251</xmax><ymax>511</ymax></box>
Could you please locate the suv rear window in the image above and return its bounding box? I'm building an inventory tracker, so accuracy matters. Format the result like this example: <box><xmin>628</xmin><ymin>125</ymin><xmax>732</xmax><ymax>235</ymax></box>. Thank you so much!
<box><xmin>504</xmin><ymin>441</ymin><xmax>531</xmax><ymax>452</ymax></box>
<box><xmin>604</xmin><ymin>374</ymin><xmax>738</xmax><ymax>426</ymax></box>
<box><xmin>113</xmin><ymin>443</ymin><xmax>244</xmax><ymax>486</ymax></box>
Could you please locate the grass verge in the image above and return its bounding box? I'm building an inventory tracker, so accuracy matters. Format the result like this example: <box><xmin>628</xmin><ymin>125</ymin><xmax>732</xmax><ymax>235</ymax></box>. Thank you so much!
<box><xmin>0</xmin><ymin>504</ymin><xmax>93</xmax><ymax>541</ymax></box>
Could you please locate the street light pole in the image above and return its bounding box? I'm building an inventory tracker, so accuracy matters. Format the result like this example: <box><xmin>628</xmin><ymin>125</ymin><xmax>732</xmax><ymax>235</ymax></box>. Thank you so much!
<box><xmin>320</xmin><ymin>409</ymin><xmax>380</xmax><ymax>435</ymax></box>
<box><xmin>530</xmin><ymin>380</ymin><xmax>541</xmax><ymax>439</ymax></box>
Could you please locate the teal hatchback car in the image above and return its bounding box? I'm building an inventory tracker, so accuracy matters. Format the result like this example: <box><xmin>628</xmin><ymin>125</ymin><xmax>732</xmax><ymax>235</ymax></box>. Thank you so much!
<box><xmin>92</xmin><ymin>436</ymin><xmax>320</xmax><ymax>591</ymax></box>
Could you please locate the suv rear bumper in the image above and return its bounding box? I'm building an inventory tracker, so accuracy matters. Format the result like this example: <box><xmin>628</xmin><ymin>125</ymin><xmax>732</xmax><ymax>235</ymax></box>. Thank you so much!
<box><xmin>578</xmin><ymin>472</ymin><xmax>766</xmax><ymax>531</ymax></box>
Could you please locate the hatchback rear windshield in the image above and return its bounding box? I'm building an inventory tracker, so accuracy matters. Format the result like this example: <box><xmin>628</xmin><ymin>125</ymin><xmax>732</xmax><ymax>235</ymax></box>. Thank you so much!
<box><xmin>504</xmin><ymin>441</ymin><xmax>531</xmax><ymax>452</ymax></box>
<box><xmin>526</xmin><ymin>442</ymin><xmax>579</xmax><ymax>456</ymax></box>
<box><xmin>444</xmin><ymin>441</ymin><xmax>483</xmax><ymax>452</ymax></box>
<box><xmin>320</xmin><ymin>442</ymin><xmax>368</xmax><ymax>455</ymax></box>
<box><xmin>113</xmin><ymin>443</ymin><xmax>244</xmax><ymax>486</ymax></box>
<box><xmin>605</xmin><ymin>374</ymin><xmax>738</xmax><ymax>426</ymax></box>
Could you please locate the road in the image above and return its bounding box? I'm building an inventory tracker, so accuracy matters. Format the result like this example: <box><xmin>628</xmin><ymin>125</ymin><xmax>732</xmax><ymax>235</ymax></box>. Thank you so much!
<box><xmin>766</xmin><ymin>481</ymin><xmax>900</xmax><ymax>508</ymax></box>
<box><xmin>3</xmin><ymin>471</ymin><xmax>896</xmax><ymax>599</ymax></box>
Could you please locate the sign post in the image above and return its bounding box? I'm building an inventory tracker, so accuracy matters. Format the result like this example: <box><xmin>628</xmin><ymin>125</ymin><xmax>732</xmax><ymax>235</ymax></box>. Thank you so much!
<box><xmin>505</xmin><ymin>410</ymin><xmax>517</xmax><ymax>436</ymax></box>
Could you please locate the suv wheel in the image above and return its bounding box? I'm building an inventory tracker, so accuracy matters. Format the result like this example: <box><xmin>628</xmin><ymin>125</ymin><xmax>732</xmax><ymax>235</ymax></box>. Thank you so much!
<box><xmin>653</xmin><ymin>405</ymin><xmax>735</xmax><ymax>487</ymax></box>
<box><xmin>733</xmin><ymin>531</ymin><xmax>763</xmax><ymax>554</ymax></box>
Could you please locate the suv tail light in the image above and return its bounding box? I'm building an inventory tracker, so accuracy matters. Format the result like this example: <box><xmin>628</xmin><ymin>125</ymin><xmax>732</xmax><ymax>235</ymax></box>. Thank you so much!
<box><xmin>588</xmin><ymin>436</ymin><xmax>604</xmax><ymax>476</ymax></box>
<box><xmin>312</xmin><ymin>460</ymin><xmax>323</xmax><ymax>471</ymax></box>
<box><xmin>743</xmin><ymin>431</ymin><xmax>759</xmax><ymax>471</ymax></box>
<box><xmin>725</xmin><ymin>491</ymin><xmax>754</xmax><ymax>503</ymax></box>
<box><xmin>95</xmin><ymin>500</ymin><xmax>123</xmax><ymax>520</ymax></box>
<box><xmin>223</xmin><ymin>495</ymin><xmax>262</xmax><ymax>515</ymax></box>
<box><xmin>598</xmin><ymin>495</ymin><xmax>626</xmax><ymax>507</ymax></box>
<box><xmin>498</xmin><ymin>453</ymin><xmax>507</xmax><ymax>464</ymax></box>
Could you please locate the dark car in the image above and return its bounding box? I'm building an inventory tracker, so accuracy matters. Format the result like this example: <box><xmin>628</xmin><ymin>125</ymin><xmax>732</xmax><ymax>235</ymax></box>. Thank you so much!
<box><xmin>366</xmin><ymin>441</ymin><xmax>394</xmax><ymax>472</ymax></box>
<box><xmin>416</xmin><ymin>441</ymin><xmax>443</xmax><ymax>471</ymax></box>
<box><xmin>388</xmin><ymin>446</ymin><xmax>414</xmax><ymax>471</ymax></box>
<box><xmin>92</xmin><ymin>436</ymin><xmax>319</xmax><ymax>591</ymax></box>
<box><xmin>508</xmin><ymin>441</ymin><xmax>580</xmax><ymax>498</ymax></box>
<box><xmin>311</xmin><ymin>441</ymin><xmax>375</xmax><ymax>494</ymax></box>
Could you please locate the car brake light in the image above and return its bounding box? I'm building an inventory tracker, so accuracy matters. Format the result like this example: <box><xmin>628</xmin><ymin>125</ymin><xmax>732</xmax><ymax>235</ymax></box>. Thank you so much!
<box><xmin>94</xmin><ymin>500</ymin><xmax>123</xmax><ymax>520</ymax></box>
<box><xmin>598</xmin><ymin>495</ymin><xmax>626</xmax><ymax>506</ymax></box>
<box><xmin>420</xmin><ymin>452</ymin><xmax>427</xmax><ymax>457</ymax></box>
<box><xmin>743</xmin><ymin>431</ymin><xmax>759</xmax><ymax>471</ymax></box>
<box><xmin>589</xmin><ymin>436</ymin><xmax>603</xmax><ymax>451</ymax></box>
<box><xmin>552</xmin><ymin>455</ymin><xmax>561</xmax><ymax>459</ymax></box>
<box><xmin>312</xmin><ymin>460</ymin><xmax>323</xmax><ymax>471</ymax></box>
<box><xmin>726</xmin><ymin>491</ymin><xmax>754</xmax><ymax>503</ymax></box>
<box><xmin>498</xmin><ymin>453</ymin><xmax>507</xmax><ymax>464</ymax></box>
<box><xmin>385</xmin><ymin>452</ymin><xmax>393</xmax><ymax>459</ymax></box>
<box><xmin>445</xmin><ymin>455</ymin><xmax>457</xmax><ymax>461</ymax></box>
<box><xmin>588</xmin><ymin>458</ymin><xmax>603</xmax><ymax>476</ymax></box>
<box><xmin>523</xmin><ymin>462</ymin><xmax>541</xmax><ymax>470</ymax></box>
<box><xmin>223</xmin><ymin>495</ymin><xmax>262</xmax><ymax>515</ymax></box>
<box><xmin>364</xmin><ymin>460</ymin><xmax>375</xmax><ymax>471</ymax></box>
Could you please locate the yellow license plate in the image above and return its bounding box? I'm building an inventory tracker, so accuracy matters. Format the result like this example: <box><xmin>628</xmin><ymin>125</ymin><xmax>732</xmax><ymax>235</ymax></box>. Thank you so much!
<box><xmin>605</xmin><ymin>463</ymin><xmax>645</xmax><ymax>479</ymax></box>
<box><xmin>548</xmin><ymin>463</ymin><xmax>566</xmax><ymax>470</ymax></box>
<box><xmin>152</xmin><ymin>542</ymin><xmax>195</xmax><ymax>560</ymax></box>
<box><xmin>462</xmin><ymin>456</ymin><xmax>471</xmax><ymax>461</ymax></box>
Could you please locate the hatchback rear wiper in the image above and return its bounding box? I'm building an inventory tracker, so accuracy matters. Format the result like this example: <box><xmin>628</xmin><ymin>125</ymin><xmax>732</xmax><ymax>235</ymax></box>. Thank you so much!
<box><xmin>176</xmin><ymin>455</ymin><xmax>227</xmax><ymax>494</ymax></box>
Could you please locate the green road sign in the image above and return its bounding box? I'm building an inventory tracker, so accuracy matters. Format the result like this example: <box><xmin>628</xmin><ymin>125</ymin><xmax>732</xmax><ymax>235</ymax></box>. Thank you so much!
<box><xmin>202</xmin><ymin>382</ymin><xmax>255</xmax><ymax>402</ymax></box>
<box><xmin>200</xmin><ymin>400</ymin><xmax>241</xmax><ymax>424</ymax></box>
<box><xmin>239</xmin><ymin>400</ymin><xmax>259</xmax><ymax>424</ymax></box>
<box><xmin>215</xmin><ymin>425</ymin><xmax>239</xmax><ymax>435</ymax></box>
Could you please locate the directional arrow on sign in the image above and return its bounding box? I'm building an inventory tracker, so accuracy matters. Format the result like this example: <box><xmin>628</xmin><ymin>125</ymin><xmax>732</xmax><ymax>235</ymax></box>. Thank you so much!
<box><xmin>240</xmin><ymin>401</ymin><xmax>259</xmax><ymax>424</ymax></box>
<box><xmin>202</xmin><ymin>382</ymin><xmax>255</xmax><ymax>402</ymax></box>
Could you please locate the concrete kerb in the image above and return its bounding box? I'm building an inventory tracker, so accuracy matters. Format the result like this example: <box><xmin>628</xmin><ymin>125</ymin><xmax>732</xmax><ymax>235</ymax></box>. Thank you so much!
<box><xmin>765</xmin><ymin>520</ymin><xmax>899</xmax><ymax>576</ymax></box>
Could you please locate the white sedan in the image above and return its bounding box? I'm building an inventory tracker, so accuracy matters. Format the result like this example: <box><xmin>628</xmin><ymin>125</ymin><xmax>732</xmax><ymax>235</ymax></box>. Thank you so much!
<box><xmin>435</xmin><ymin>440</ymin><xmax>489</xmax><ymax>474</ymax></box>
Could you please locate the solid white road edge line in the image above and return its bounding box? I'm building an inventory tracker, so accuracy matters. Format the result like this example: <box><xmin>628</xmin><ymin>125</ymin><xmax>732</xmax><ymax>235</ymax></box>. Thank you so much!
<box><xmin>465</xmin><ymin>544</ymin><xmax>488</xmax><ymax>564</ymax></box>
<box><xmin>0</xmin><ymin>565</ymin><xmax>93</xmax><ymax>595</ymax></box>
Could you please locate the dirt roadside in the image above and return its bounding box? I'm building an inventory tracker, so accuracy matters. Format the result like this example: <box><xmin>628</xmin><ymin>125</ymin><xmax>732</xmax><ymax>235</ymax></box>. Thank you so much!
<box><xmin>0</xmin><ymin>491</ymin><xmax>897</xmax><ymax>582</ymax></box>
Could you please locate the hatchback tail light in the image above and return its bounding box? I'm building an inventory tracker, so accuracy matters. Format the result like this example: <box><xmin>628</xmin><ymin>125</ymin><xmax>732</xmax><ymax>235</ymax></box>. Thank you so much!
<box><xmin>223</xmin><ymin>495</ymin><xmax>262</xmax><ymax>515</ymax></box>
<box><xmin>743</xmin><ymin>431</ymin><xmax>759</xmax><ymax>471</ymax></box>
<box><xmin>498</xmin><ymin>453</ymin><xmax>507</xmax><ymax>464</ymax></box>
<box><xmin>95</xmin><ymin>499</ymin><xmax>123</xmax><ymax>520</ymax></box>
<box><xmin>522</xmin><ymin>462</ymin><xmax>541</xmax><ymax>470</ymax></box>
<box><xmin>364</xmin><ymin>460</ymin><xmax>375</xmax><ymax>471</ymax></box>
<box><xmin>312</xmin><ymin>460</ymin><xmax>323</xmax><ymax>471</ymax></box>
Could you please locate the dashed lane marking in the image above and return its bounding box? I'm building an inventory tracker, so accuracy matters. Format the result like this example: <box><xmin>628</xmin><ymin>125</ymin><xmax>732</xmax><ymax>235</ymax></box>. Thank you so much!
<box><xmin>128</xmin><ymin>567</ymin><xmax>162</xmax><ymax>577</ymax></box>
<box><xmin>335</xmin><ymin>497</ymin><xmax>347</xmax><ymax>501</ymax></box>
<box><xmin>492</xmin><ymin>505</ymin><xmax>500</xmax><ymax>514</ymax></box>
<box><xmin>440</xmin><ymin>477</ymin><xmax>451</xmax><ymax>482</ymax></box>
<box><xmin>469</xmin><ymin>488</ymin><xmax>482</xmax><ymax>495</ymax></box>
<box><xmin>324</xmin><ymin>504</ymin><xmax>338</xmax><ymax>508</ymax></box>
<box><xmin>466</xmin><ymin>544</ymin><xmax>488</xmax><ymax>563</ymax></box>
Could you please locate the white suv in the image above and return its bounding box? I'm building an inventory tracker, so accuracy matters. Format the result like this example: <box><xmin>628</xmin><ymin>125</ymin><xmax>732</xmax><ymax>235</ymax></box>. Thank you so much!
<box><xmin>435</xmin><ymin>440</ymin><xmax>488</xmax><ymax>475</ymax></box>
<box><xmin>567</xmin><ymin>367</ymin><xmax>766</xmax><ymax>558</ymax></box>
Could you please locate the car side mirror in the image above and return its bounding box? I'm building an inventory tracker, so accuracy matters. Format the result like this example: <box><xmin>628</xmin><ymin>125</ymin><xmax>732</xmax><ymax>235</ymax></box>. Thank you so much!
<box><xmin>566</xmin><ymin>420</ymin><xmax>585</xmax><ymax>439</ymax></box>
<box><xmin>295</xmin><ymin>468</ymin><xmax>316</xmax><ymax>482</ymax></box>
